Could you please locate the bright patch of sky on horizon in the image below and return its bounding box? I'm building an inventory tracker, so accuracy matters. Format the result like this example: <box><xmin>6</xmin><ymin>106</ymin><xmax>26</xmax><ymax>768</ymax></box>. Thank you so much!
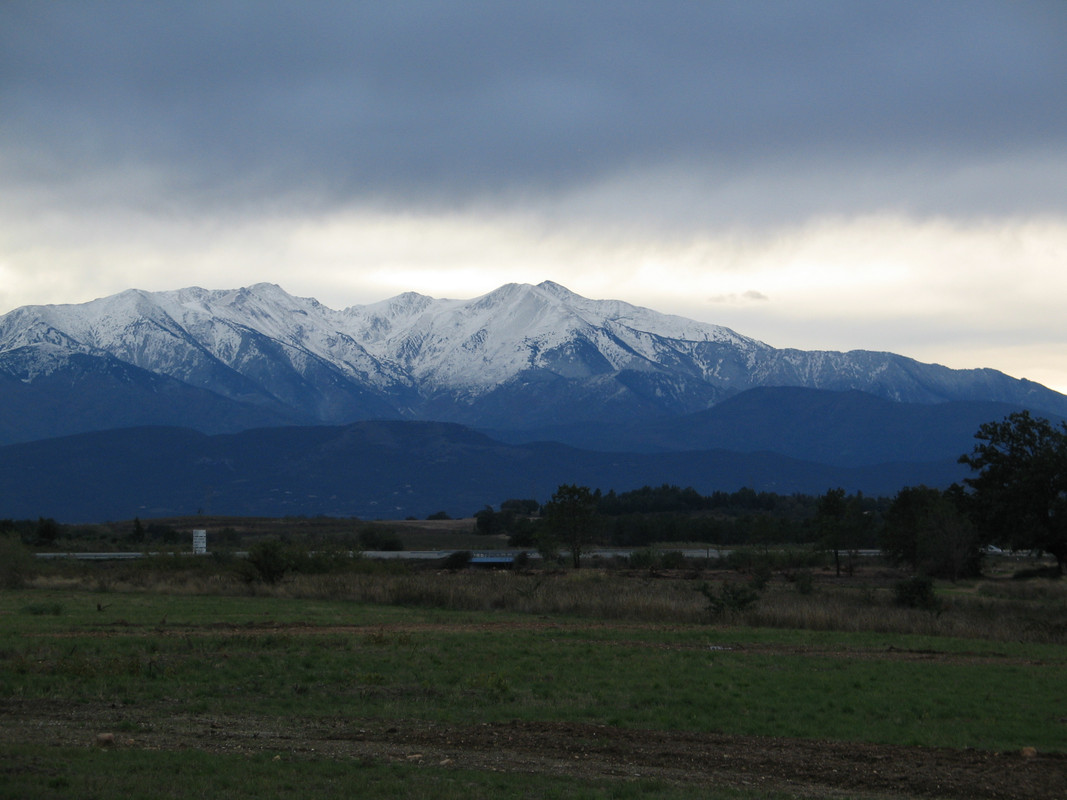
<box><xmin>2</xmin><ymin>1</ymin><xmax>1066</xmax><ymax>393</ymax></box>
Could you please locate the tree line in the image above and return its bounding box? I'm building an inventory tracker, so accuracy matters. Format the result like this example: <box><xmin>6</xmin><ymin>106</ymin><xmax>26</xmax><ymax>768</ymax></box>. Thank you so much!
<box><xmin>5</xmin><ymin>411</ymin><xmax>1064</xmax><ymax>578</ymax></box>
<box><xmin>477</xmin><ymin>411</ymin><xmax>1067</xmax><ymax>577</ymax></box>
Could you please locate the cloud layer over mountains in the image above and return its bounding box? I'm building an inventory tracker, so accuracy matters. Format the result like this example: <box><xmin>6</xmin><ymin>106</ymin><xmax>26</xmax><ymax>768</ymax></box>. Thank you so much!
<box><xmin>4</xmin><ymin>2</ymin><xmax>1066</xmax><ymax>393</ymax></box>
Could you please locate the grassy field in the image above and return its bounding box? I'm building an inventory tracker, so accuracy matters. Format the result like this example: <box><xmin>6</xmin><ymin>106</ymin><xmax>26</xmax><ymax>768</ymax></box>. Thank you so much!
<box><xmin>1</xmin><ymin>744</ymin><xmax>744</xmax><ymax>800</ymax></box>
<box><xmin>2</xmin><ymin>557</ymin><xmax>1067</xmax><ymax>798</ymax></box>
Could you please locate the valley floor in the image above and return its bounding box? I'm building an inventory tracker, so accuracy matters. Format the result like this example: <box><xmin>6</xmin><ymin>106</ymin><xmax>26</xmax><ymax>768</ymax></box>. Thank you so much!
<box><xmin>4</xmin><ymin>628</ymin><xmax>1065</xmax><ymax>800</ymax></box>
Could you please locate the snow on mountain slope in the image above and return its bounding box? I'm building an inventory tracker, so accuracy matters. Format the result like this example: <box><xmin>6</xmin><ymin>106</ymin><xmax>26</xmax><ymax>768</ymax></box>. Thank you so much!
<box><xmin>1</xmin><ymin>280</ymin><xmax>1065</xmax><ymax>439</ymax></box>
<box><xmin>337</xmin><ymin>280</ymin><xmax>768</xmax><ymax>391</ymax></box>
<box><xmin>0</xmin><ymin>284</ymin><xmax>410</xmax><ymax>396</ymax></box>
<box><xmin>0</xmin><ymin>280</ymin><xmax>766</xmax><ymax>393</ymax></box>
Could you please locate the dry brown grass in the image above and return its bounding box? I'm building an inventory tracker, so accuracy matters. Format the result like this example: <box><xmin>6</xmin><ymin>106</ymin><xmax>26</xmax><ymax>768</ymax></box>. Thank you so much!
<box><xmin>275</xmin><ymin>570</ymin><xmax>1067</xmax><ymax>642</ymax></box>
<box><xmin>27</xmin><ymin>556</ymin><xmax>1067</xmax><ymax>643</ymax></box>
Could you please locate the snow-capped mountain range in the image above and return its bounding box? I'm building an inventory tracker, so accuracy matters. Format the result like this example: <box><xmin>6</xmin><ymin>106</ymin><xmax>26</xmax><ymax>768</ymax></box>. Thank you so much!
<box><xmin>1</xmin><ymin>279</ymin><xmax>1065</xmax><ymax>446</ymax></box>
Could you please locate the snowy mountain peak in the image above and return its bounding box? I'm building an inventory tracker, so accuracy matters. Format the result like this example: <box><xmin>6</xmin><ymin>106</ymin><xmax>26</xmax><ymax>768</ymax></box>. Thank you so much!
<box><xmin>353</xmin><ymin>290</ymin><xmax>435</xmax><ymax>320</ymax></box>
<box><xmin>2</xmin><ymin>280</ymin><xmax>1066</xmax><ymax>440</ymax></box>
<box><xmin>536</xmin><ymin>279</ymin><xmax>571</xmax><ymax>294</ymax></box>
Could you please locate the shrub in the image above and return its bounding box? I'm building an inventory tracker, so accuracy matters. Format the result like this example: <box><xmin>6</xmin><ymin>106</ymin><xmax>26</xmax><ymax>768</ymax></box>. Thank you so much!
<box><xmin>659</xmin><ymin>550</ymin><xmax>688</xmax><ymax>570</ymax></box>
<box><xmin>724</xmin><ymin>548</ymin><xmax>826</xmax><ymax>572</ymax></box>
<box><xmin>443</xmin><ymin>551</ymin><xmax>472</xmax><ymax>571</ymax></box>
<box><xmin>358</xmin><ymin>528</ymin><xmax>404</xmax><ymax>551</ymax></box>
<box><xmin>507</xmin><ymin>522</ymin><xmax>537</xmax><ymax>548</ymax></box>
<box><xmin>34</xmin><ymin>517</ymin><xmax>61</xmax><ymax>546</ymax></box>
<box><xmin>893</xmin><ymin>575</ymin><xmax>942</xmax><ymax>612</ymax></box>
<box><xmin>700</xmin><ymin>581</ymin><xmax>760</xmax><ymax>617</ymax></box>
<box><xmin>535</xmin><ymin>529</ymin><xmax>563</xmax><ymax>565</ymax></box>
<box><xmin>627</xmin><ymin>549</ymin><xmax>688</xmax><ymax>570</ymax></box>
<box><xmin>243</xmin><ymin>540</ymin><xmax>292</xmax><ymax>584</ymax></box>
<box><xmin>0</xmin><ymin>534</ymin><xmax>34</xmax><ymax>589</ymax></box>
<box><xmin>750</xmin><ymin>562</ymin><xmax>773</xmax><ymax>590</ymax></box>
<box><xmin>627</xmin><ymin>549</ymin><xmax>657</xmax><ymax>569</ymax></box>
<box><xmin>793</xmin><ymin>570</ymin><xmax>815</xmax><ymax>595</ymax></box>
<box><xmin>1012</xmin><ymin>566</ymin><xmax>1062</xmax><ymax>581</ymax></box>
<box><xmin>146</xmin><ymin>523</ymin><xmax>180</xmax><ymax>544</ymax></box>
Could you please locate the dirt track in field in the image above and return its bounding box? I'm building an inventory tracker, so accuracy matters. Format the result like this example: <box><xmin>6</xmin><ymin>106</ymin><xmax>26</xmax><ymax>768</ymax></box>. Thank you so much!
<box><xmin>4</xmin><ymin>696</ymin><xmax>1065</xmax><ymax>799</ymax></box>
<box><xmin>8</xmin><ymin>618</ymin><xmax>1067</xmax><ymax>798</ymax></box>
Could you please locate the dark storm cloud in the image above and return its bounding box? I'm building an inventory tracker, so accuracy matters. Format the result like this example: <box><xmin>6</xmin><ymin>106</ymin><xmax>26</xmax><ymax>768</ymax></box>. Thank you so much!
<box><xmin>2</xmin><ymin>1</ymin><xmax>1065</xmax><ymax>218</ymax></box>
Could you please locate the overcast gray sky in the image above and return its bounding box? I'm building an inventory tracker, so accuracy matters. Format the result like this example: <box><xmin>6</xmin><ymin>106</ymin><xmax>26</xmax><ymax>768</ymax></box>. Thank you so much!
<box><xmin>3</xmin><ymin>1</ymin><xmax>1066</xmax><ymax>391</ymax></box>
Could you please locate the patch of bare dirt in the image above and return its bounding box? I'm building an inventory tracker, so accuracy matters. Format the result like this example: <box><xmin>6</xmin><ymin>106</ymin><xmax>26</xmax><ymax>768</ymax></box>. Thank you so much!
<box><xmin>3</xmin><ymin>699</ymin><xmax>1064</xmax><ymax>799</ymax></box>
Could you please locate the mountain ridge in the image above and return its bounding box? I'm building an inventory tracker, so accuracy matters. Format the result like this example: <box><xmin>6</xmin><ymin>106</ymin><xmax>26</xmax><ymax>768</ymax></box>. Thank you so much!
<box><xmin>486</xmin><ymin>386</ymin><xmax>1048</xmax><ymax>467</ymax></box>
<box><xmin>0</xmin><ymin>418</ymin><xmax>968</xmax><ymax>523</ymax></box>
<box><xmin>2</xmin><ymin>280</ymin><xmax>1064</xmax><ymax>446</ymax></box>
<box><xmin>3</xmin><ymin>281</ymin><xmax>1062</xmax><ymax>520</ymax></box>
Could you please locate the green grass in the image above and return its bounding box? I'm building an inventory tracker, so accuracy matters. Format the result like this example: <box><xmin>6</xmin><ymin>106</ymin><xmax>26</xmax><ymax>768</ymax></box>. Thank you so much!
<box><xmin>0</xmin><ymin>744</ymin><xmax>765</xmax><ymax>800</ymax></box>
<box><xmin>2</xmin><ymin>589</ymin><xmax>1064</xmax><ymax>753</ymax></box>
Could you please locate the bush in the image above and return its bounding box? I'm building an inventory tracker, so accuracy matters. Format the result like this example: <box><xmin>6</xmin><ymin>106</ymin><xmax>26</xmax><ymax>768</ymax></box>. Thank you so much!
<box><xmin>0</xmin><ymin>534</ymin><xmax>34</xmax><ymax>589</ymax></box>
<box><xmin>507</xmin><ymin>522</ymin><xmax>537</xmax><ymax>548</ymax></box>
<box><xmin>793</xmin><ymin>570</ymin><xmax>815</xmax><ymax>595</ymax></box>
<box><xmin>627</xmin><ymin>549</ymin><xmax>657</xmax><ymax>569</ymax></box>
<box><xmin>660</xmin><ymin>550</ymin><xmax>688</xmax><ymax>569</ymax></box>
<box><xmin>627</xmin><ymin>549</ymin><xmax>689</xmax><ymax>570</ymax></box>
<box><xmin>1012</xmin><ymin>566</ymin><xmax>1062</xmax><ymax>581</ymax></box>
<box><xmin>239</xmin><ymin>539</ymin><xmax>363</xmax><ymax>583</ymax></box>
<box><xmin>893</xmin><ymin>575</ymin><xmax>942</xmax><ymax>612</ymax></box>
<box><xmin>750</xmin><ymin>562</ymin><xmax>773</xmax><ymax>590</ymax></box>
<box><xmin>535</xmin><ymin>530</ymin><xmax>563</xmax><ymax>565</ymax></box>
<box><xmin>443</xmin><ymin>551</ymin><xmax>472</xmax><ymax>571</ymax></box>
<box><xmin>146</xmin><ymin>523</ymin><xmax>180</xmax><ymax>544</ymax></box>
<box><xmin>700</xmin><ymin>581</ymin><xmax>760</xmax><ymax>617</ymax></box>
<box><xmin>358</xmin><ymin>528</ymin><xmax>404</xmax><ymax>551</ymax></box>
<box><xmin>243</xmin><ymin>540</ymin><xmax>292</xmax><ymax>584</ymax></box>
<box><xmin>724</xmin><ymin>548</ymin><xmax>825</xmax><ymax>572</ymax></box>
<box><xmin>34</xmin><ymin>517</ymin><xmax>61</xmax><ymax>547</ymax></box>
